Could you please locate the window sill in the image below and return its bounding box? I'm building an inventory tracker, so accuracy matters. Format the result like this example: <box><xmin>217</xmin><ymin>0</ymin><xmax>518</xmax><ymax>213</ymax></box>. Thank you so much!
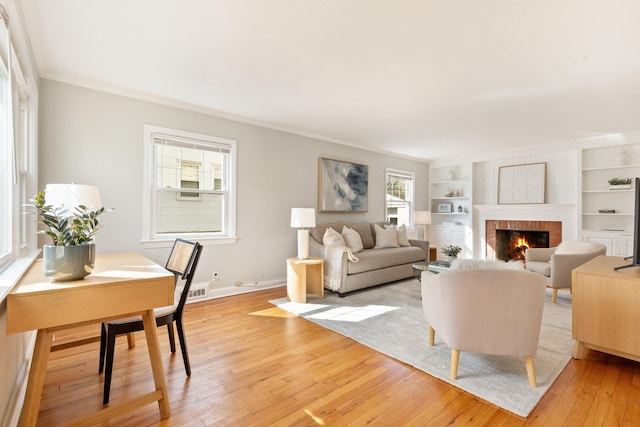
<box><xmin>140</xmin><ymin>236</ymin><xmax>239</xmax><ymax>249</ymax></box>
<box><xmin>0</xmin><ymin>249</ymin><xmax>41</xmax><ymax>303</ymax></box>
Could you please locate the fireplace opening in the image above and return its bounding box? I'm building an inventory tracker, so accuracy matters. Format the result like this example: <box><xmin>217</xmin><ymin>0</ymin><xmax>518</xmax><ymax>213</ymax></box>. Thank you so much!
<box><xmin>496</xmin><ymin>230</ymin><xmax>549</xmax><ymax>261</ymax></box>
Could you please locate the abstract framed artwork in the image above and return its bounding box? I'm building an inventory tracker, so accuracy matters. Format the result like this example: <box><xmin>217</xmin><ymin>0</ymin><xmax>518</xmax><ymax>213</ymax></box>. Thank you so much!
<box><xmin>498</xmin><ymin>162</ymin><xmax>546</xmax><ymax>204</ymax></box>
<box><xmin>318</xmin><ymin>157</ymin><xmax>369</xmax><ymax>212</ymax></box>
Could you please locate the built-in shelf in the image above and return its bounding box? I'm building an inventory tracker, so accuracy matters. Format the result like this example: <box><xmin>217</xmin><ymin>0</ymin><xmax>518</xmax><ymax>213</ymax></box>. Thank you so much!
<box><xmin>580</xmin><ymin>142</ymin><xmax>640</xmax><ymax>256</ymax></box>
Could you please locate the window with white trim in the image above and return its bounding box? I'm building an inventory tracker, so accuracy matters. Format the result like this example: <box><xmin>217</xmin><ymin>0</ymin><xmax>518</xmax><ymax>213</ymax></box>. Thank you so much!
<box><xmin>385</xmin><ymin>168</ymin><xmax>415</xmax><ymax>226</ymax></box>
<box><xmin>0</xmin><ymin>8</ymin><xmax>36</xmax><ymax>274</ymax></box>
<box><xmin>143</xmin><ymin>125</ymin><xmax>237</xmax><ymax>243</ymax></box>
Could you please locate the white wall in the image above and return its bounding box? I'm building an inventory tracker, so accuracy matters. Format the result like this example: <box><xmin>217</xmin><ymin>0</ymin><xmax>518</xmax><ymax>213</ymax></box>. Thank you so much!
<box><xmin>37</xmin><ymin>79</ymin><xmax>430</xmax><ymax>290</ymax></box>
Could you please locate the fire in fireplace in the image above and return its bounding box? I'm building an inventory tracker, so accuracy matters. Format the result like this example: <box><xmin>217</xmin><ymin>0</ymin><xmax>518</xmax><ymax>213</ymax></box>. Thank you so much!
<box><xmin>495</xmin><ymin>230</ymin><xmax>550</xmax><ymax>261</ymax></box>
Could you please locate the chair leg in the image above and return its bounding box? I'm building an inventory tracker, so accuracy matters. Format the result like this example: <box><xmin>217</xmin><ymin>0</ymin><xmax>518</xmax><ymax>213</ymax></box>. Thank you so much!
<box><xmin>176</xmin><ymin>319</ymin><xmax>191</xmax><ymax>376</ymax></box>
<box><xmin>103</xmin><ymin>326</ymin><xmax>118</xmax><ymax>404</ymax></box>
<box><xmin>525</xmin><ymin>355</ymin><xmax>537</xmax><ymax>387</ymax></box>
<box><xmin>98</xmin><ymin>323</ymin><xmax>107</xmax><ymax>373</ymax></box>
<box><xmin>450</xmin><ymin>349</ymin><xmax>460</xmax><ymax>380</ymax></box>
<box><xmin>428</xmin><ymin>326</ymin><xmax>435</xmax><ymax>346</ymax></box>
<box><xmin>167</xmin><ymin>323</ymin><xmax>176</xmax><ymax>353</ymax></box>
<box><xmin>126</xmin><ymin>332</ymin><xmax>136</xmax><ymax>349</ymax></box>
<box><xmin>552</xmin><ymin>288</ymin><xmax>558</xmax><ymax>304</ymax></box>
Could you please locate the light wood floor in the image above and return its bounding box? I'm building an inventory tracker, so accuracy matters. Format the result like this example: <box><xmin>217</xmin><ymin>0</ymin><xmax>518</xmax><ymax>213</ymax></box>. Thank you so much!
<box><xmin>35</xmin><ymin>286</ymin><xmax>640</xmax><ymax>426</ymax></box>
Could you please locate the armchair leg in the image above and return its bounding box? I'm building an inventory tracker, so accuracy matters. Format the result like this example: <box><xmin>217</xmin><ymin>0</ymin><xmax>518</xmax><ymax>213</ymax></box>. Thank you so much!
<box><xmin>525</xmin><ymin>355</ymin><xmax>537</xmax><ymax>388</ymax></box>
<box><xmin>551</xmin><ymin>288</ymin><xmax>558</xmax><ymax>304</ymax></box>
<box><xmin>428</xmin><ymin>326</ymin><xmax>435</xmax><ymax>346</ymax></box>
<box><xmin>450</xmin><ymin>349</ymin><xmax>460</xmax><ymax>380</ymax></box>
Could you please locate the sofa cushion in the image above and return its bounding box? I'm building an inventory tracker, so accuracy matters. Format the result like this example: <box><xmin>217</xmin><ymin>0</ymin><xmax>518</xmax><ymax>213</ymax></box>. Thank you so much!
<box><xmin>323</xmin><ymin>227</ymin><xmax>346</xmax><ymax>247</ymax></box>
<box><xmin>311</xmin><ymin>221</ymin><xmax>344</xmax><ymax>244</ymax></box>
<box><xmin>388</xmin><ymin>224</ymin><xmax>410</xmax><ymax>247</ymax></box>
<box><xmin>347</xmin><ymin>247</ymin><xmax>425</xmax><ymax>274</ymax></box>
<box><xmin>344</xmin><ymin>222</ymin><xmax>375</xmax><ymax>249</ymax></box>
<box><xmin>526</xmin><ymin>261</ymin><xmax>551</xmax><ymax>276</ymax></box>
<box><xmin>374</xmin><ymin>224</ymin><xmax>399</xmax><ymax>248</ymax></box>
<box><xmin>341</xmin><ymin>226</ymin><xmax>364</xmax><ymax>253</ymax></box>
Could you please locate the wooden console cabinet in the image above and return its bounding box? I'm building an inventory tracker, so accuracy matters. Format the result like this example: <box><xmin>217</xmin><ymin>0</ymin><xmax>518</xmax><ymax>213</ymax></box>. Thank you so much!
<box><xmin>572</xmin><ymin>255</ymin><xmax>640</xmax><ymax>362</ymax></box>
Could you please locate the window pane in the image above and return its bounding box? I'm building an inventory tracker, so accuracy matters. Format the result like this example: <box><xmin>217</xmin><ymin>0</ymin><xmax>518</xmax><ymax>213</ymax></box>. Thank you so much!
<box><xmin>155</xmin><ymin>190</ymin><xmax>224</xmax><ymax>234</ymax></box>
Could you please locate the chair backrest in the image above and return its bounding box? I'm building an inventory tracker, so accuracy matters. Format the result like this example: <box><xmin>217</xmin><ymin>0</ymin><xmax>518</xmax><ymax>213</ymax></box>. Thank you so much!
<box><xmin>165</xmin><ymin>238</ymin><xmax>203</xmax><ymax>314</ymax></box>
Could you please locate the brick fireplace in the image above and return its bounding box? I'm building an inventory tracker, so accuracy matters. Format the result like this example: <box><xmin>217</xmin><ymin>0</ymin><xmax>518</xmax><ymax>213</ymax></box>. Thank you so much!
<box><xmin>486</xmin><ymin>220</ymin><xmax>562</xmax><ymax>261</ymax></box>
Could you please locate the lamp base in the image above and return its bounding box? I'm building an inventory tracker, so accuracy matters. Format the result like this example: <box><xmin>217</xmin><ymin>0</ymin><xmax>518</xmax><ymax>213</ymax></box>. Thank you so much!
<box><xmin>297</xmin><ymin>229</ymin><xmax>309</xmax><ymax>259</ymax></box>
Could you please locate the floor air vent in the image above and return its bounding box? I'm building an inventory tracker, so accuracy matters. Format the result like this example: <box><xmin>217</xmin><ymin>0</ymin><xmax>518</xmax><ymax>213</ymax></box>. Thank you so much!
<box><xmin>187</xmin><ymin>284</ymin><xmax>209</xmax><ymax>301</ymax></box>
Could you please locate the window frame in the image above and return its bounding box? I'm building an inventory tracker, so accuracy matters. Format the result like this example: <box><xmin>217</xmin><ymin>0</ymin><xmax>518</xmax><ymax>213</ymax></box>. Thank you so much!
<box><xmin>385</xmin><ymin>168</ymin><xmax>415</xmax><ymax>227</ymax></box>
<box><xmin>142</xmin><ymin>125</ymin><xmax>238</xmax><ymax>248</ymax></box>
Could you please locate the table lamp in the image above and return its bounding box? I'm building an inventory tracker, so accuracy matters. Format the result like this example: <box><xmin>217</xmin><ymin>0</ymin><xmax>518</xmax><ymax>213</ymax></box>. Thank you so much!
<box><xmin>415</xmin><ymin>210</ymin><xmax>431</xmax><ymax>241</ymax></box>
<box><xmin>45</xmin><ymin>183</ymin><xmax>102</xmax><ymax>216</ymax></box>
<box><xmin>291</xmin><ymin>208</ymin><xmax>316</xmax><ymax>259</ymax></box>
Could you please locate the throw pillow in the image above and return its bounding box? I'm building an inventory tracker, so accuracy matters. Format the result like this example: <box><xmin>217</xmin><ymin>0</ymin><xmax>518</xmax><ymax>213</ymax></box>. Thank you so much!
<box><xmin>386</xmin><ymin>224</ymin><xmax>410</xmax><ymax>247</ymax></box>
<box><xmin>342</xmin><ymin>226</ymin><xmax>364</xmax><ymax>253</ymax></box>
<box><xmin>374</xmin><ymin>223</ymin><xmax>399</xmax><ymax>248</ymax></box>
<box><xmin>323</xmin><ymin>227</ymin><xmax>346</xmax><ymax>247</ymax></box>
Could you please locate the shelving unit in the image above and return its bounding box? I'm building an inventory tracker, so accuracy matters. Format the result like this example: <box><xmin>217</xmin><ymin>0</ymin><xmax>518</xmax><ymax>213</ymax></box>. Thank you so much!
<box><xmin>580</xmin><ymin>143</ymin><xmax>640</xmax><ymax>256</ymax></box>
<box><xmin>429</xmin><ymin>163</ymin><xmax>473</xmax><ymax>260</ymax></box>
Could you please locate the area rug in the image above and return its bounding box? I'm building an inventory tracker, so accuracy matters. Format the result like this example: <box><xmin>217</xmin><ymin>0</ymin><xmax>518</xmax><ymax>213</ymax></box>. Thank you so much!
<box><xmin>269</xmin><ymin>278</ymin><xmax>573</xmax><ymax>417</ymax></box>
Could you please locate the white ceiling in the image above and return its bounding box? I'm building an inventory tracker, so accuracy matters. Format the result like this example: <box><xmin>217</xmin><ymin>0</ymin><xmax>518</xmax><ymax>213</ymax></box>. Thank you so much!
<box><xmin>19</xmin><ymin>0</ymin><xmax>640</xmax><ymax>161</ymax></box>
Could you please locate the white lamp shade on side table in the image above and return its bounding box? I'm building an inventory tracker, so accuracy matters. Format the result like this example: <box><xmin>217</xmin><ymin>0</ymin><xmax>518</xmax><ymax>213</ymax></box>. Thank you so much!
<box><xmin>414</xmin><ymin>210</ymin><xmax>432</xmax><ymax>241</ymax></box>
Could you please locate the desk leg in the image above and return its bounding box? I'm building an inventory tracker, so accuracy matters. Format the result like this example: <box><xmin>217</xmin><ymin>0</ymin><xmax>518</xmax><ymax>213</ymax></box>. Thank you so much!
<box><xmin>19</xmin><ymin>329</ymin><xmax>53</xmax><ymax>427</ymax></box>
<box><xmin>141</xmin><ymin>309</ymin><xmax>171</xmax><ymax>419</ymax></box>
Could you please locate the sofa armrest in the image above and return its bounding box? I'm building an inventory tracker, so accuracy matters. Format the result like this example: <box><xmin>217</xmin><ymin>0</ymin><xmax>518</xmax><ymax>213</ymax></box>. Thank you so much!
<box><xmin>309</xmin><ymin>237</ymin><xmax>325</xmax><ymax>259</ymax></box>
<box><xmin>409</xmin><ymin>239</ymin><xmax>430</xmax><ymax>261</ymax></box>
<box><xmin>525</xmin><ymin>247</ymin><xmax>556</xmax><ymax>263</ymax></box>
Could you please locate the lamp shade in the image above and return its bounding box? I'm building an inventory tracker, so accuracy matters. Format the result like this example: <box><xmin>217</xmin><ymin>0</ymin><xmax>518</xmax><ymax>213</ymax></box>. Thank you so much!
<box><xmin>415</xmin><ymin>210</ymin><xmax>432</xmax><ymax>225</ymax></box>
<box><xmin>45</xmin><ymin>184</ymin><xmax>102</xmax><ymax>217</ymax></box>
<box><xmin>290</xmin><ymin>208</ymin><xmax>316</xmax><ymax>228</ymax></box>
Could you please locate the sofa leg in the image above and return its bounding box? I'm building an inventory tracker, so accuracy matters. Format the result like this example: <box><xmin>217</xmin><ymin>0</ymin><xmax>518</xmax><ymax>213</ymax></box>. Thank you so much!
<box><xmin>552</xmin><ymin>288</ymin><xmax>558</xmax><ymax>304</ymax></box>
<box><xmin>338</xmin><ymin>293</ymin><xmax>345</xmax><ymax>298</ymax></box>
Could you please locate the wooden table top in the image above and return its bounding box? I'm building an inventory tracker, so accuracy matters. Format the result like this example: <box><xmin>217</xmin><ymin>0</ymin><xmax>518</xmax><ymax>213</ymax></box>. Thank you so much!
<box><xmin>7</xmin><ymin>252</ymin><xmax>174</xmax><ymax>334</ymax></box>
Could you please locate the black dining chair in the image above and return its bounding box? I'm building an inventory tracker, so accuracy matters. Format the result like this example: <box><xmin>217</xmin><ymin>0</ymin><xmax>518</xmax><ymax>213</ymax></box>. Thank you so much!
<box><xmin>98</xmin><ymin>238</ymin><xmax>203</xmax><ymax>404</ymax></box>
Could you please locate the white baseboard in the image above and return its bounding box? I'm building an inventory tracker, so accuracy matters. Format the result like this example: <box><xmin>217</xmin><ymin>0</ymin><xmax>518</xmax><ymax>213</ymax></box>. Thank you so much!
<box><xmin>185</xmin><ymin>279</ymin><xmax>286</xmax><ymax>304</ymax></box>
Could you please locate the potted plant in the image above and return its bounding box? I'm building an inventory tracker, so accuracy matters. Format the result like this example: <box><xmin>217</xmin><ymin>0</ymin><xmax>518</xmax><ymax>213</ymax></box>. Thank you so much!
<box><xmin>31</xmin><ymin>189</ymin><xmax>108</xmax><ymax>281</ymax></box>
<box><xmin>442</xmin><ymin>244</ymin><xmax>462</xmax><ymax>263</ymax></box>
<box><xmin>608</xmin><ymin>177</ymin><xmax>632</xmax><ymax>190</ymax></box>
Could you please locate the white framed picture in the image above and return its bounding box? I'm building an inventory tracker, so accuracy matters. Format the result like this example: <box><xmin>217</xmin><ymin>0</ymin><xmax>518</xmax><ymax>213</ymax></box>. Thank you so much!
<box><xmin>437</xmin><ymin>202</ymin><xmax>452</xmax><ymax>213</ymax></box>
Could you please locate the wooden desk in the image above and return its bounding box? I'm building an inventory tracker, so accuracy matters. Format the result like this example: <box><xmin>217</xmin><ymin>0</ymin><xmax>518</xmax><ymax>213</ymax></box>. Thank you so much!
<box><xmin>7</xmin><ymin>252</ymin><xmax>175</xmax><ymax>427</ymax></box>
<box><xmin>286</xmin><ymin>257</ymin><xmax>324</xmax><ymax>303</ymax></box>
<box><xmin>572</xmin><ymin>255</ymin><xmax>640</xmax><ymax>362</ymax></box>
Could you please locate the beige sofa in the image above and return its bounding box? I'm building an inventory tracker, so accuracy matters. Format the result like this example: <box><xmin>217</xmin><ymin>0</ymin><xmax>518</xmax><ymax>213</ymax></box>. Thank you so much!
<box><xmin>421</xmin><ymin>267</ymin><xmax>547</xmax><ymax>387</ymax></box>
<box><xmin>525</xmin><ymin>241</ymin><xmax>607</xmax><ymax>303</ymax></box>
<box><xmin>308</xmin><ymin>221</ymin><xmax>428</xmax><ymax>296</ymax></box>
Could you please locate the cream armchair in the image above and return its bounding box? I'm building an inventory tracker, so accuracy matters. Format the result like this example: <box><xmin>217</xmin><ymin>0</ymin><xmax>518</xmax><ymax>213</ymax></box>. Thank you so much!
<box><xmin>421</xmin><ymin>269</ymin><xmax>547</xmax><ymax>387</ymax></box>
<box><xmin>525</xmin><ymin>241</ymin><xmax>607</xmax><ymax>303</ymax></box>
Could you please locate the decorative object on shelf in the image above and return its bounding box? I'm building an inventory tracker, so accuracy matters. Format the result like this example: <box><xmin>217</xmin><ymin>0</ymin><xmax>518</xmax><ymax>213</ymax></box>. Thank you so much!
<box><xmin>291</xmin><ymin>207</ymin><xmax>316</xmax><ymax>259</ymax></box>
<box><xmin>498</xmin><ymin>162</ymin><xmax>546</xmax><ymax>204</ymax></box>
<box><xmin>615</xmin><ymin>146</ymin><xmax>631</xmax><ymax>165</ymax></box>
<box><xmin>318</xmin><ymin>157</ymin><xmax>368</xmax><ymax>212</ymax></box>
<box><xmin>445</xmin><ymin>189</ymin><xmax>455</xmax><ymax>197</ymax></box>
<box><xmin>608</xmin><ymin>177</ymin><xmax>632</xmax><ymax>190</ymax></box>
<box><xmin>448</xmin><ymin>167</ymin><xmax>456</xmax><ymax>181</ymax></box>
<box><xmin>441</xmin><ymin>244</ymin><xmax>462</xmax><ymax>263</ymax></box>
<box><xmin>457</xmin><ymin>205</ymin><xmax>463</xmax><ymax>212</ymax></box>
<box><xmin>437</xmin><ymin>202</ymin><xmax>452</xmax><ymax>213</ymax></box>
<box><xmin>598</xmin><ymin>209</ymin><xmax>616</xmax><ymax>214</ymax></box>
<box><xmin>415</xmin><ymin>210</ymin><xmax>432</xmax><ymax>240</ymax></box>
<box><xmin>30</xmin><ymin>184</ymin><xmax>109</xmax><ymax>281</ymax></box>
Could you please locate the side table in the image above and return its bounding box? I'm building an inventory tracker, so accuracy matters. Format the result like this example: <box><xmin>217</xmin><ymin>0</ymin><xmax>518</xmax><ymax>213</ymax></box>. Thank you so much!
<box><xmin>286</xmin><ymin>257</ymin><xmax>324</xmax><ymax>303</ymax></box>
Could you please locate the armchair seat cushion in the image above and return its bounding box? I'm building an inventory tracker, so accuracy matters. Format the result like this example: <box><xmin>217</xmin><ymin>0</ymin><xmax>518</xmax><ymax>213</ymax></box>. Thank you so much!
<box><xmin>525</xmin><ymin>261</ymin><xmax>551</xmax><ymax>277</ymax></box>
